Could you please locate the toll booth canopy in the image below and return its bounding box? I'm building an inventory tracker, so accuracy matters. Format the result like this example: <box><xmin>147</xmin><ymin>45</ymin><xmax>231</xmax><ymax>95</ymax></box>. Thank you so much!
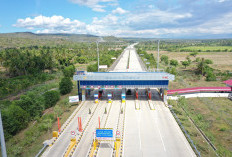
<box><xmin>73</xmin><ymin>72</ymin><xmax>175</xmax><ymax>89</ymax></box>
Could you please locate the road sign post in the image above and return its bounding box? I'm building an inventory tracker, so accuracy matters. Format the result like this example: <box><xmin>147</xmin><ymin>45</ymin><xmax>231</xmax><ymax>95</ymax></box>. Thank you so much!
<box><xmin>96</xmin><ymin>128</ymin><xmax>113</xmax><ymax>140</ymax></box>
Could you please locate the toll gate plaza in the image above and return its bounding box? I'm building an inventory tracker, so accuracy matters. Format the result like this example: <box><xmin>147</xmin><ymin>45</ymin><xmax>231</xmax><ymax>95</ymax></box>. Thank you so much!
<box><xmin>73</xmin><ymin>71</ymin><xmax>175</xmax><ymax>104</ymax></box>
<box><xmin>42</xmin><ymin>44</ymin><xmax>196</xmax><ymax>157</ymax></box>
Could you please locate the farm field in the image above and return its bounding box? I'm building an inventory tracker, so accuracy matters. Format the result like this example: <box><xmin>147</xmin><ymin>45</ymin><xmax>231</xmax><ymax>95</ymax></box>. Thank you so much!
<box><xmin>148</xmin><ymin>51</ymin><xmax>232</xmax><ymax>71</ymax></box>
<box><xmin>180</xmin><ymin>46</ymin><xmax>232</xmax><ymax>52</ymax></box>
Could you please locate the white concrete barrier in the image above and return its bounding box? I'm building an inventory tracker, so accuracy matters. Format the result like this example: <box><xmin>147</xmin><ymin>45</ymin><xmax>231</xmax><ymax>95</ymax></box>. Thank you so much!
<box><xmin>168</xmin><ymin>93</ymin><xmax>229</xmax><ymax>100</ymax></box>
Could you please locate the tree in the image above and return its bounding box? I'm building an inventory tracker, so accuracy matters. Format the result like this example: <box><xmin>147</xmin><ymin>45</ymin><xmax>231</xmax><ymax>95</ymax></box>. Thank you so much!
<box><xmin>190</xmin><ymin>52</ymin><xmax>198</xmax><ymax>57</ymax></box>
<box><xmin>59</xmin><ymin>77</ymin><xmax>73</xmax><ymax>95</ymax></box>
<box><xmin>87</xmin><ymin>63</ymin><xmax>98</xmax><ymax>72</ymax></box>
<box><xmin>196</xmin><ymin>58</ymin><xmax>214</xmax><ymax>76</ymax></box>
<box><xmin>63</xmin><ymin>65</ymin><xmax>75</xmax><ymax>77</ymax></box>
<box><xmin>2</xmin><ymin>105</ymin><xmax>29</xmax><ymax>138</ymax></box>
<box><xmin>170</xmin><ymin>67</ymin><xmax>177</xmax><ymax>75</ymax></box>
<box><xmin>44</xmin><ymin>90</ymin><xmax>60</xmax><ymax>108</ymax></box>
<box><xmin>195</xmin><ymin>57</ymin><xmax>200</xmax><ymax>62</ymax></box>
<box><xmin>181</xmin><ymin>61</ymin><xmax>190</xmax><ymax>68</ymax></box>
<box><xmin>161</xmin><ymin>55</ymin><xmax>169</xmax><ymax>65</ymax></box>
<box><xmin>170</xmin><ymin>59</ymin><xmax>179</xmax><ymax>67</ymax></box>
<box><xmin>13</xmin><ymin>95</ymin><xmax>38</xmax><ymax>118</ymax></box>
<box><xmin>77</xmin><ymin>56</ymin><xmax>87</xmax><ymax>64</ymax></box>
<box><xmin>186</xmin><ymin>56</ymin><xmax>191</xmax><ymax>63</ymax></box>
<box><xmin>205</xmin><ymin>59</ymin><xmax>213</xmax><ymax>64</ymax></box>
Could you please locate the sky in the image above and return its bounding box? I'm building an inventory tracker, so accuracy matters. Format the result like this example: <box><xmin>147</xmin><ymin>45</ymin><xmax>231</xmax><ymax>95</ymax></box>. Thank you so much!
<box><xmin>0</xmin><ymin>0</ymin><xmax>232</xmax><ymax>38</ymax></box>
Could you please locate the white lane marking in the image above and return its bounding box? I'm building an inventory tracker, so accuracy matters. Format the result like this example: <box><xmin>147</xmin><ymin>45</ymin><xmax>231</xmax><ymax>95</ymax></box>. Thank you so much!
<box><xmin>153</xmin><ymin>103</ymin><xmax>166</xmax><ymax>152</ymax></box>
<box><xmin>136</xmin><ymin>108</ymin><xmax>142</xmax><ymax>154</ymax></box>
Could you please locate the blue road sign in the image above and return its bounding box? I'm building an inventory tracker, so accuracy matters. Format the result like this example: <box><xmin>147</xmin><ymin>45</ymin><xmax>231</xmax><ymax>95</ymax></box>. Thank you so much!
<box><xmin>96</xmin><ymin>129</ymin><xmax>113</xmax><ymax>138</ymax></box>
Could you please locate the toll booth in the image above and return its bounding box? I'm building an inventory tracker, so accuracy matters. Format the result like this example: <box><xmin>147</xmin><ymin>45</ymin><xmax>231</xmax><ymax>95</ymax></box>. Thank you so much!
<box><xmin>99</xmin><ymin>90</ymin><xmax>103</xmax><ymax>99</ymax></box>
<box><xmin>163</xmin><ymin>89</ymin><xmax>167</xmax><ymax>104</ymax></box>
<box><xmin>82</xmin><ymin>89</ymin><xmax>86</xmax><ymax>101</ymax></box>
<box><xmin>94</xmin><ymin>94</ymin><xmax>99</xmax><ymax>103</ymax></box>
<box><xmin>135</xmin><ymin>88</ymin><xmax>138</xmax><ymax>99</ymax></box>
<box><xmin>121</xmin><ymin>88</ymin><xmax>126</xmax><ymax>103</ymax></box>
<box><xmin>108</xmin><ymin>94</ymin><xmax>112</xmax><ymax>103</ymax></box>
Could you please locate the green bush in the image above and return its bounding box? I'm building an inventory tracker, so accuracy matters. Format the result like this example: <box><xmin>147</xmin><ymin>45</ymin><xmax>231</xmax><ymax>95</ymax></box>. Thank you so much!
<box><xmin>205</xmin><ymin>59</ymin><xmax>213</xmax><ymax>64</ymax></box>
<box><xmin>44</xmin><ymin>90</ymin><xmax>60</xmax><ymax>108</ymax></box>
<box><xmin>206</xmin><ymin>70</ymin><xmax>216</xmax><ymax>81</ymax></box>
<box><xmin>161</xmin><ymin>55</ymin><xmax>169</xmax><ymax>64</ymax></box>
<box><xmin>2</xmin><ymin>105</ymin><xmax>30</xmax><ymax>139</ymax></box>
<box><xmin>87</xmin><ymin>63</ymin><xmax>98</xmax><ymax>72</ymax></box>
<box><xmin>170</xmin><ymin>59</ymin><xmax>179</xmax><ymax>67</ymax></box>
<box><xmin>77</xmin><ymin>56</ymin><xmax>87</xmax><ymax>64</ymax></box>
<box><xmin>63</xmin><ymin>65</ymin><xmax>75</xmax><ymax>77</ymax></box>
<box><xmin>59</xmin><ymin>77</ymin><xmax>73</xmax><ymax>95</ymax></box>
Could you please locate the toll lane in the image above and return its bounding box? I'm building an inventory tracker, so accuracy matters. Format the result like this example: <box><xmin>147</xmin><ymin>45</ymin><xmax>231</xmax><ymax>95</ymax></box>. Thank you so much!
<box><xmin>72</xmin><ymin>101</ymin><xmax>108</xmax><ymax>157</ymax></box>
<box><xmin>42</xmin><ymin>101</ymin><xmax>95</xmax><ymax>157</ymax></box>
<box><xmin>97</xmin><ymin>100</ymin><xmax>121</xmax><ymax>157</ymax></box>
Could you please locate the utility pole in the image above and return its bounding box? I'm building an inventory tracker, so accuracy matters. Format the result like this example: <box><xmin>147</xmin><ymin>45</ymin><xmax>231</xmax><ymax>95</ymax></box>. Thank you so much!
<box><xmin>96</xmin><ymin>41</ymin><xmax>99</xmax><ymax>72</ymax></box>
<box><xmin>0</xmin><ymin>110</ymin><xmax>7</xmax><ymax>157</ymax></box>
<box><xmin>157</xmin><ymin>40</ymin><xmax>160</xmax><ymax>71</ymax></box>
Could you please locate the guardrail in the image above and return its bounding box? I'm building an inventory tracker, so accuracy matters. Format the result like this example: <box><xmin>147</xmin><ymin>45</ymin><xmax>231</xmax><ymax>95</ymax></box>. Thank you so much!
<box><xmin>35</xmin><ymin>143</ymin><xmax>49</xmax><ymax>157</ymax></box>
<box><xmin>135</xmin><ymin>49</ymin><xmax>147</xmax><ymax>71</ymax></box>
<box><xmin>169</xmin><ymin>107</ymin><xmax>201</xmax><ymax>157</ymax></box>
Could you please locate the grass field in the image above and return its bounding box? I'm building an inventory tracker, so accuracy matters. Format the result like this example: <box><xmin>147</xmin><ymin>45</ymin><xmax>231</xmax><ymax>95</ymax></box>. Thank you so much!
<box><xmin>180</xmin><ymin>46</ymin><xmax>232</xmax><ymax>52</ymax></box>
<box><xmin>148</xmin><ymin>51</ymin><xmax>232</xmax><ymax>71</ymax></box>
<box><xmin>170</xmin><ymin>97</ymin><xmax>232</xmax><ymax>156</ymax></box>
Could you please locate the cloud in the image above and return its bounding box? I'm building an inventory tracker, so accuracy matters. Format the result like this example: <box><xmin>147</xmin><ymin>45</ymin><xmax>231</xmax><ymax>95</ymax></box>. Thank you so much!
<box><xmin>112</xmin><ymin>7</ymin><xmax>128</xmax><ymax>14</ymax></box>
<box><xmin>69</xmin><ymin>0</ymin><xmax>117</xmax><ymax>12</ymax></box>
<box><xmin>13</xmin><ymin>15</ymin><xmax>86</xmax><ymax>34</ymax></box>
<box><xmin>13</xmin><ymin>5</ymin><xmax>232</xmax><ymax>38</ymax></box>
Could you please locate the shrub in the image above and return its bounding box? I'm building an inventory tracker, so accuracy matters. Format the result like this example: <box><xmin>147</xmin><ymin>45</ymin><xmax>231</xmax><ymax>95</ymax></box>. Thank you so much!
<box><xmin>77</xmin><ymin>56</ymin><xmax>87</xmax><ymax>64</ymax></box>
<box><xmin>161</xmin><ymin>55</ymin><xmax>169</xmax><ymax>65</ymax></box>
<box><xmin>44</xmin><ymin>90</ymin><xmax>60</xmax><ymax>108</ymax></box>
<box><xmin>87</xmin><ymin>63</ymin><xmax>98</xmax><ymax>72</ymax></box>
<box><xmin>2</xmin><ymin>105</ymin><xmax>30</xmax><ymax>139</ymax></box>
<box><xmin>205</xmin><ymin>59</ymin><xmax>213</xmax><ymax>64</ymax></box>
<box><xmin>206</xmin><ymin>71</ymin><xmax>216</xmax><ymax>81</ymax></box>
<box><xmin>59</xmin><ymin>77</ymin><xmax>73</xmax><ymax>95</ymax></box>
<box><xmin>181</xmin><ymin>61</ymin><xmax>190</xmax><ymax>68</ymax></box>
<box><xmin>170</xmin><ymin>59</ymin><xmax>179</xmax><ymax>67</ymax></box>
<box><xmin>63</xmin><ymin>65</ymin><xmax>75</xmax><ymax>77</ymax></box>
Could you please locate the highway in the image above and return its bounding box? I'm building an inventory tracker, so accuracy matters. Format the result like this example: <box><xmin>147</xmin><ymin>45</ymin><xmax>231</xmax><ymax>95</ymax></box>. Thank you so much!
<box><xmin>41</xmin><ymin>43</ymin><xmax>196</xmax><ymax>157</ymax></box>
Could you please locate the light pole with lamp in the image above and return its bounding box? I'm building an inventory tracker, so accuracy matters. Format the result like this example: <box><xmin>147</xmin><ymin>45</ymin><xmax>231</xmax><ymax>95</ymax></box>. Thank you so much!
<box><xmin>96</xmin><ymin>41</ymin><xmax>99</xmax><ymax>72</ymax></box>
<box><xmin>157</xmin><ymin>40</ymin><xmax>160</xmax><ymax>71</ymax></box>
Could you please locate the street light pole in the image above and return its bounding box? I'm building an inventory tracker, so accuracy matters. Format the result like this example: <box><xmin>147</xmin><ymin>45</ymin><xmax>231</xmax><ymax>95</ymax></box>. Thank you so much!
<box><xmin>96</xmin><ymin>41</ymin><xmax>99</xmax><ymax>72</ymax></box>
<box><xmin>0</xmin><ymin>110</ymin><xmax>7</xmax><ymax>157</ymax></box>
<box><xmin>157</xmin><ymin>40</ymin><xmax>160</xmax><ymax>71</ymax></box>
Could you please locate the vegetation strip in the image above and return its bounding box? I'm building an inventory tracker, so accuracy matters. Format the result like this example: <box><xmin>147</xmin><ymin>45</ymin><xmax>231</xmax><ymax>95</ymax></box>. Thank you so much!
<box><xmin>179</xmin><ymin>103</ymin><xmax>218</xmax><ymax>152</ymax></box>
